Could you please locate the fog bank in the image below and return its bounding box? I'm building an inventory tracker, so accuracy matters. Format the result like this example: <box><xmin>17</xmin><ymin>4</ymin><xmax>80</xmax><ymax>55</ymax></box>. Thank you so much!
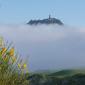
<box><xmin>0</xmin><ymin>24</ymin><xmax>85</xmax><ymax>71</ymax></box>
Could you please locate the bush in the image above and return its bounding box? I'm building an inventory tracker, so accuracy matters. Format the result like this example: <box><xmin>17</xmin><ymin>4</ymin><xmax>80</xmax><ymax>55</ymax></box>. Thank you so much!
<box><xmin>0</xmin><ymin>37</ymin><xmax>29</xmax><ymax>85</ymax></box>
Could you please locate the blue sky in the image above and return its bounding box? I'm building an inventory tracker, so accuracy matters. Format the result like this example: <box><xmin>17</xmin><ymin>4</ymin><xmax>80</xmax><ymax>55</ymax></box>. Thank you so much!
<box><xmin>0</xmin><ymin>0</ymin><xmax>85</xmax><ymax>27</ymax></box>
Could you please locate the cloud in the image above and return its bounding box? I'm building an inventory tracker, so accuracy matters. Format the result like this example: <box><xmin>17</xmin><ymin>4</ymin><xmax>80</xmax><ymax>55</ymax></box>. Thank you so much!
<box><xmin>0</xmin><ymin>24</ymin><xmax>85</xmax><ymax>71</ymax></box>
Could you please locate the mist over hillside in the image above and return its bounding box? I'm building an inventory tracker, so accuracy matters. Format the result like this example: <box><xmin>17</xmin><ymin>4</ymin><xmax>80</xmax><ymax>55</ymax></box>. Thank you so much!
<box><xmin>0</xmin><ymin>24</ymin><xmax>85</xmax><ymax>71</ymax></box>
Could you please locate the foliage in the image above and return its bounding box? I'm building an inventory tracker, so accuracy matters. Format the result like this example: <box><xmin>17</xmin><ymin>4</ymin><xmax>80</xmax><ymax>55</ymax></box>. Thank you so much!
<box><xmin>29</xmin><ymin>71</ymin><xmax>85</xmax><ymax>85</ymax></box>
<box><xmin>0</xmin><ymin>37</ymin><xmax>29</xmax><ymax>85</ymax></box>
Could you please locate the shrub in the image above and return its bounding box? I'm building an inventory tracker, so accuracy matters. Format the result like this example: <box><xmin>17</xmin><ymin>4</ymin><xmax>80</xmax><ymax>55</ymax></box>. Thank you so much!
<box><xmin>0</xmin><ymin>37</ymin><xmax>29</xmax><ymax>85</ymax></box>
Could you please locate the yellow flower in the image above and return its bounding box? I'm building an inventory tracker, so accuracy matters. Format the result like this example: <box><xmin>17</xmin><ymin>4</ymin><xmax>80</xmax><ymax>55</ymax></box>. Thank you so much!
<box><xmin>9</xmin><ymin>47</ymin><xmax>14</xmax><ymax>56</ymax></box>
<box><xmin>23</xmin><ymin>63</ymin><xmax>27</xmax><ymax>68</ymax></box>
<box><xmin>18</xmin><ymin>63</ymin><xmax>21</xmax><ymax>68</ymax></box>
<box><xmin>21</xmin><ymin>63</ymin><xmax>27</xmax><ymax>69</ymax></box>
<box><xmin>18</xmin><ymin>63</ymin><xmax>27</xmax><ymax>69</ymax></box>
<box><xmin>1</xmin><ymin>47</ymin><xmax>7</xmax><ymax>55</ymax></box>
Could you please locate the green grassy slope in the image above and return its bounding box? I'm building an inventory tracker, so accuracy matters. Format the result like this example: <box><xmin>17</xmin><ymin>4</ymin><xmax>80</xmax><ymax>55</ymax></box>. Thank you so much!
<box><xmin>49</xmin><ymin>69</ymin><xmax>85</xmax><ymax>77</ymax></box>
<box><xmin>29</xmin><ymin>69</ymin><xmax>85</xmax><ymax>85</ymax></box>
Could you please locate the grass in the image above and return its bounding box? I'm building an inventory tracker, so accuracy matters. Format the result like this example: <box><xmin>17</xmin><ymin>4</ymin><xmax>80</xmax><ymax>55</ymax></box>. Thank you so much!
<box><xmin>0</xmin><ymin>37</ymin><xmax>29</xmax><ymax>85</ymax></box>
<box><xmin>48</xmin><ymin>69</ymin><xmax>85</xmax><ymax>78</ymax></box>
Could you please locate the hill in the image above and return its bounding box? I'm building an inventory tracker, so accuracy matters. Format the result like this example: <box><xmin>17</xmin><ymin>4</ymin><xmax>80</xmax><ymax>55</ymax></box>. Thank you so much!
<box><xmin>49</xmin><ymin>69</ymin><xmax>85</xmax><ymax>77</ymax></box>
<box><xmin>27</xmin><ymin>15</ymin><xmax>64</xmax><ymax>25</ymax></box>
<box><xmin>28</xmin><ymin>69</ymin><xmax>85</xmax><ymax>85</ymax></box>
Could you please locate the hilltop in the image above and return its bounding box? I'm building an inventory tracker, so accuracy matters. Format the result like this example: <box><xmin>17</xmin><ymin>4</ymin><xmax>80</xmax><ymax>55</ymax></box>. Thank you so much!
<box><xmin>27</xmin><ymin>15</ymin><xmax>64</xmax><ymax>25</ymax></box>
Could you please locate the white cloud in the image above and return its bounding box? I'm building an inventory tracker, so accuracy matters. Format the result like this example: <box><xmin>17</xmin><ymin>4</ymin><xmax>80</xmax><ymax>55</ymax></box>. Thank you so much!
<box><xmin>0</xmin><ymin>24</ymin><xmax>85</xmax><ymax>71</ymax></box>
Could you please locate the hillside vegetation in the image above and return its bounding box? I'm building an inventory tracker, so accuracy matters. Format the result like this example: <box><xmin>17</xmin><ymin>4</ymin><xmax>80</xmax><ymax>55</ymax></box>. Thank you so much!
<box><xmin>29</xmin><ymin>69</ymin><xmax>85</xmax><ymax>85</ymax></box>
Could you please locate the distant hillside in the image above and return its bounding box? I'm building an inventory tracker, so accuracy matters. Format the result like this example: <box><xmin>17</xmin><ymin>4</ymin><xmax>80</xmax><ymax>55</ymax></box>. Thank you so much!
<box><xmin>27</xmin><ymin>15</ymin><xmax>64</xmax><ymax>25</ymax></box>
<box><xmin>49</xmin><ymin>69</ymin><xmax>85</xmax><ymax>78</ymax></box>
<box><xmin>28</xmin><ymin>69</ymin><xmax>85</xmax><ymax>85</ymax></box>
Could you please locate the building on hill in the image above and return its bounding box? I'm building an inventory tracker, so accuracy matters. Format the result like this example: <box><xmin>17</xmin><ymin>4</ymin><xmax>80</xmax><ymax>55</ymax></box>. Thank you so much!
<box><xmin>27</xmin><ymin>15</ymin><xmax>64</xmax><ymax>25</ymax></box>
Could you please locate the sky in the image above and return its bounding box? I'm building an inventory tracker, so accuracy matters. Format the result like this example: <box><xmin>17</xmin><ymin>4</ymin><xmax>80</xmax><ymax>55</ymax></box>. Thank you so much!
<box><xmin>0</xmin><ymin>0</ymin><xmax>85</xmax><ymax>27</ymax></box>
